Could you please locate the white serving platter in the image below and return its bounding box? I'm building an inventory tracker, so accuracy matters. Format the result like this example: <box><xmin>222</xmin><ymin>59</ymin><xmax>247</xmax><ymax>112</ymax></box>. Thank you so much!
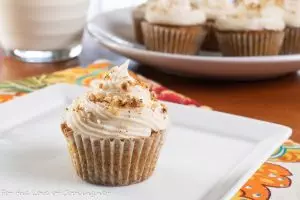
<box><xmin>0</xmin><ymin>84</ymin><xmax>291</xmax><ymax>200</ymax></box>
<box><xmin>87</xmin><ymin>7</ymin><xmax>300</xmax><ymax>80</ymax></box>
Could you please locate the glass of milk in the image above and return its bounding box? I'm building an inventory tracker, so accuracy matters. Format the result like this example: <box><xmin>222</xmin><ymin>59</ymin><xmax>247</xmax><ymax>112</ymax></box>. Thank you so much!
<box><xmin>0</xmin><ymin>0</ymin><xmax>90</xmax><ymax>63</ymax></box>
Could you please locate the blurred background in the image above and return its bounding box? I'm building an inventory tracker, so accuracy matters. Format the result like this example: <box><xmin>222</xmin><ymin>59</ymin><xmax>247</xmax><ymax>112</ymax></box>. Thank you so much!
<box><xmin>89</xmin><ymin>0</ymin><xmax>145</xmax><ymax>19</ymax></box>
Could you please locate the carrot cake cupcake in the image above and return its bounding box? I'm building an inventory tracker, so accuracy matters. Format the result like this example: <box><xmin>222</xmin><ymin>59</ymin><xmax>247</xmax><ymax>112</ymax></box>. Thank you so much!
<box><xmin>61</xmin><ymin>60</ymin><xmax>169</xmax><ymax>186</ymax></box>
<box><xmin>132</xmin><ymin>3</ymin><xmax>147</xmax><ymax>44</ymax></box>
<box><xmin>281</xmin><ymin>0</ymin><xmax>300</xmax><ymax>54</ymax></box>
<box><xmin>142</xmin><ymin>0</ymin><xmax>207</xmax><ymax>55</ymax></box>
<box><xmin>215</xmin><ymin>0</ymin><xmax>285</xmax><ymax>56</ymax></box>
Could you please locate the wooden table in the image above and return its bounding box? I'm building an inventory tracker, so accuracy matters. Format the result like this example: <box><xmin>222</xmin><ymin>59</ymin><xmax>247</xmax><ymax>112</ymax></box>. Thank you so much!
<box><xmin>1</xmin><ymin>33</ymin><xmax>300</xmax><ymax>142</ymax></box>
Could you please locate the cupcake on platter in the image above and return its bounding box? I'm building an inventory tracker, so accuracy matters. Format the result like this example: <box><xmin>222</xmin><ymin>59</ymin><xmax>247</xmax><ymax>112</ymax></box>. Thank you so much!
<box><xmin>215</xmin><ymin>0</ymin><xmax>285</xmax><ymax>56</ymax></box>
<box><xmin>132</xmin><ymin>3</ymin><xmax>147</xmax><ymax>44</ymax></box>
<box><xmin>281</xmin><ymin>0</ymin><xmax>300</xmax><ymax>54</ymax></box>
<box><xmin>61</xmin><ymin>60</ymin><xmax>169</xmax><ymax>186</ymax></box>
<box><xmin>142</xmin><ymin>0</ymin><xmax>207</xmax><ymax>55</ymax></box>
<box><xmin>194</xmin><ymin>0</ymin><xmax>236</xmax><ymax>51</ymax></box>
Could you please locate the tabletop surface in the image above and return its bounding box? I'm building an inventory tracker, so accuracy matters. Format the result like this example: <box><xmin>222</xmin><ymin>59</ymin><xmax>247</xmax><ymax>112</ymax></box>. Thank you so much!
<box><xmin>1</xmin><ymin>32</ymin><xmax>299</xmax><ymax>143</ymax></box>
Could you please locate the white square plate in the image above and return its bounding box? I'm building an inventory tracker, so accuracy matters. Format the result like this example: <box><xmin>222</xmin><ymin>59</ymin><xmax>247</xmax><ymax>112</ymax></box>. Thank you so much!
<box><xmin>0</xmin><ymin>84</ymin><xmax>291</xmax><ymax>200</ymax></box>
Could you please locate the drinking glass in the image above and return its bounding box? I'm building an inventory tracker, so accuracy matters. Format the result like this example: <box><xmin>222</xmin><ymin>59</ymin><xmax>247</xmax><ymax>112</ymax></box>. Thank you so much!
<box><xmin>0</xmin><ymin>0</ymin><xmax>90</xmax><ymax>63</ymax></box>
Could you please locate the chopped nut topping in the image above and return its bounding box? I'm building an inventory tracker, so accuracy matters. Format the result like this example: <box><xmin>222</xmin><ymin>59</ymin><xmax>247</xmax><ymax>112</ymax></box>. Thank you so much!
<box><xmin>151</xmin><ymin>92</ymin><xmax>157</xmax><ymax>101</ymax></box>
<box><xmin>96</xmin><ymin>93</ymin><xmax>105</xmax><ymax>100</ymax></box>
<box><xmin>104</xmin><ymin>73</ymin><xmax>111</xmax><ymax>80</ymax></box>
<box><xmin>89</xmin><ymin>92</ymin><xmax>144</xmax><ymax>109</ymax></box>
<box><xmin>74</xmin><ymin>105</ymin><xmax>84</xmax><ymax>112</ymax></box>
<box><xmin>136</xmin><ymin>79</ymin><xmax>149</xmax><ymax>89</ymax></box>
<box><xmin>89</xmin><ymin>94</ymin><xmax>96</xmax><ymax>102</ymax></box>
<box><xmin>88</xmin><ymin>93</ymin><xmax>105</xmax><ymax>103</ymax></box>
<box><xmin>103</xmin><ymin>96</ymin><xmax>112</xmax><ymax>103</ymax></box>
<box><xmin>161</xmin><ymin>104</ymin><xmax>168</xmax><ymax>114</ymax></box>
<box><xmin>121</xmin><ymin>82</ymin><xmax>129</xmax><ymax>91</ymax></box>
<box><xmin>129</xmin><ymin>97</ymin><xmax>143</xmax><ymax>107</ymax></box>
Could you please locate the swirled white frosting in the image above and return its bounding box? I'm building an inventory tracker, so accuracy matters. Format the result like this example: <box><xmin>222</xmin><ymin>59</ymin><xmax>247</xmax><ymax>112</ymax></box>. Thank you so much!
<box><xmin>285</xmin><ymin>12</ymin><xmax>300</xmax><ymax>27</ymax></box>
<box><xmin>64</xmin><ymin>61</ymin><xmax>168</xmax><ymax>138</ymax></box>
<box><xmin>284</xmin><ymin>0</ymin><xmax>300</xmax><ymax>27</ymax></box>
<box><xmin>215</xmin><ymin>3</ymin><xmax>285</xmax><ymax>30</ymax></box>
<box><xmin>193</xmin><ymin>0</ymin><xmax>236</xmax><ymax>20</ymax></box>
<box><xmin>145</xmin><ymin>0</ymin><xmax>206</xmax><ymax>26</ymax></box>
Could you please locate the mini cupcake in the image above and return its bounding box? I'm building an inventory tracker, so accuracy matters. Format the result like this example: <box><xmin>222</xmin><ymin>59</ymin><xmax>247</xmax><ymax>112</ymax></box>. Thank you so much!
<box><xmin>215</xmin><ymin>1</ymin><xmax>285</xmax><ymax>56</ymax></box>
<box><xmin>61</xmin><ymin>61</ymin><xmax>168</xmax><ymax>186</ymax></box>
<box><xmin>281</xmin><ymin>1</ymin><xmax>300</xmax><ymax>54</ymax></box>
<box><xmin>132</xmin><ymin>3</ymin><xmax>146</xmax><ymax>44</ymax></box>
<box><xmin>142</xmin><ymin>0</ymin><xmax>207</xmax><ymax>55</ymax></box>
<box><xmin>195</xmin><ymin>0</ymin><xmax>236</xmax><ymax>51</ymax></box>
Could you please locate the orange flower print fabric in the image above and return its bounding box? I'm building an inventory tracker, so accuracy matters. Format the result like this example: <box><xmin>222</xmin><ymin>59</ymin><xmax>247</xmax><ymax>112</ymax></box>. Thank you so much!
<box><xmin>0</xmin><ymin>92</ymin><xmax>26</xmax><ymax>103</ymax></box>
<box><xmin>151</xmin><ymin>85</ymin><xmax>200</xmax><ymax>106</ymax></box>
<box><xmin>270</xmin><ymin>140</ymin><xmax>300</xmax><ymax>163</ymax></box>
<box><xmin>237</xmin><ymin>163</ymin><xmax>292</xmax><ymax>200</ymax></box>
<box><xmin>232</xmin><ymin>191</ymin><xmax>252</xmax><ymax>200</ymax></box>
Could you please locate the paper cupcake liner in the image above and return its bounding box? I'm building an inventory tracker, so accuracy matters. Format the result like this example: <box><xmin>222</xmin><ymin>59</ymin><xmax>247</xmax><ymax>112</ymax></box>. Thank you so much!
<box><xmin>133</xmin><ymin>17</ymin><xmax>144</xmax><ymax>44</ymax></box>
<box><xmin>141</xmin><ymin>21</ymin><xmax>207</xmax><ymax>55</ymax></box>
<box><xmin>61</xmin><ymin>123</ymin><xmax>165</xmax><ymax>186</ymax></box>
<box><xmin>281</xmin><ymin>27</ymin><xmax>300</xmax><ymax>55</ymax></box>
<box><xmin>216</xmin><ymin>30</ymin><xmax>284</xmax><ymax>56</ymax></box>
<box><xmin>201</xmin><ymin>21</ymin><xmax>219</xmax><ymax>51</ymax></box>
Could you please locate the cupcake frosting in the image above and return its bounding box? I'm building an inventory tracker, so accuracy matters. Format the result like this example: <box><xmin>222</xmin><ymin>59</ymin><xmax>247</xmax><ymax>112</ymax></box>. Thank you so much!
<box><xmin>145</xmin><ymin>0</ymin><xmax>206</xmax><ymax>26</ymax></box>
<box><xmin>284</xmin><ymin>0</ymin><xmax>300</xmax><ymax>27</ymax></box>
<box><xmin>194</xmin><ymin>0</ymin><xmax>236</xmax><ymax>20</ymax></box>
<box><xmin>65</xmin><ymin>61</ymin><xmax>168</xmax><ymax>138</ymax></box>
<box><xmin>215</xmin><ymin>1</ymin><xmax>285</xmax><ymax>31</ymax></box>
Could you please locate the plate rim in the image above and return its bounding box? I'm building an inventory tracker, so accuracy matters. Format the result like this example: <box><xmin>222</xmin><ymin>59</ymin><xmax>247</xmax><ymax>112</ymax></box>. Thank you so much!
<box><xmin>0</xmin><ymin>83</ymin><xmax>292</xmax><ymax>200</ymax></box>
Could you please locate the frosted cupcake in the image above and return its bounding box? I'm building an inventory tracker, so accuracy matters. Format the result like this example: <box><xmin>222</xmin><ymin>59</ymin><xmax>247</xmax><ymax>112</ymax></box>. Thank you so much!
<box><xmin>132</xmin><ymin>3</ymin><xmax>146</xmax><ymax>44</ymax></box>
<box><xmin>196</xmin><ymin>0</ymin><xmax>236</xmax><ymax>51</ymax></box>
<box><xmin>142</xmin><ymin>0</ymin><xmax>207</xmax><ymax>55</ymax></box>
<box><xmin>281</xmin><ymin>1</ymin><xmax>300</xmax><ymax>54</ymax></box>
<box><xmin>61</xmin><ymin>61</ymin><xmax>168</xmax><ymax>186</ymax></box>
<box><xmin>215</xmin><ymin>1</ymin><xmax>285</xmax><ymax>56</ymax></box>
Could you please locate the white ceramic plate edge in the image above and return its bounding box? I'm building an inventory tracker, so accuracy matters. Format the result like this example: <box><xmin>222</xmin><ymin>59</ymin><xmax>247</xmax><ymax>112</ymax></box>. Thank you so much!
<box><xmin>87</xmin><ymin>19</ymin><xmax>300</xmax><ymax>63</ymax></box>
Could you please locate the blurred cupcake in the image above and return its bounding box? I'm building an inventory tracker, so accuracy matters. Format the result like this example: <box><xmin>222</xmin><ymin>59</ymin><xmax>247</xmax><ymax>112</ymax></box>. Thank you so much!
<box><xmin>61</xmin><ymin>61</ymin><xmax>169</xmax><ymax>186</ymax></box>
<box><xmin>142</xmin><ymin>0</ymin><xmax>207</xmax><ymax>55</ymax></box>
<box><xmin>281</xmin><ymin>1</ymin><xmax>300</xmax><ymax>54</ymax></box>
<box><xmin>195</xmin><ymin>0</ymin><xmax>236</xmax><ymax>51</ymax></box>
<box><xmin>132</xmin><ymin>3</ymin><xmax>146</xmax><ymax>44</ymax></box>
<box><xmin>215</xmin><ymin>1</ymin><xmax>285</xmax><ymax>56</ymax></box>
